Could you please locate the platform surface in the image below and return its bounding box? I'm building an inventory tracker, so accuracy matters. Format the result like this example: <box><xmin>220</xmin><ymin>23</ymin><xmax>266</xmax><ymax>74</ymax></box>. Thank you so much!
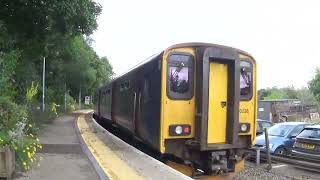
<box><xmin>15</xmin><ymin>115</ymin><xmax>99</xmax><ymax>180</ymax></box>
<box><xmin>77</xmin><ymin>113</ymin><xmax>192</xmax><ymax>180</ymax></box>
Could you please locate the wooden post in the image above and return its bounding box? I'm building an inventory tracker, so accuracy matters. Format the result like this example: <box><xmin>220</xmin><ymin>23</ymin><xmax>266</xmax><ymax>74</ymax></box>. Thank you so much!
<box><xmin>256</xmin><ymin>148</ymin><xmax>260</xmax><ymax>166</ymax></box>
<box><xmin>0</xmin><ymin>147</ymin><xmax>15</xmax><ymax>180</ymax></box>
<box><xmin>264</xmin><ymin>128</ymin><xmax>272</xmax><ymax>171</ymax></box>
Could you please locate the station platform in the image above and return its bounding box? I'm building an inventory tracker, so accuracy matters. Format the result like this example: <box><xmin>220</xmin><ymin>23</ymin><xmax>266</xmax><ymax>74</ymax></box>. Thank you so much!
<box><xmin>15</xmin><ymin>113</ymin><xmax>99</xmax><ymax>180</ymax></box>
<box><xmin>15</xmin><ymin>110</ymin><xmax>240</xmax><ymax>180</ymax></box>
<box><xmin>76</xmin><ymin>110</ymin><xmax>191</xmax><ymax>180</ymax></box>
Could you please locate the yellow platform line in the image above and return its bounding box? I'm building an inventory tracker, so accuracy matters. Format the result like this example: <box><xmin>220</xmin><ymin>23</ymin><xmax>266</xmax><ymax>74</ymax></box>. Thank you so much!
<box><xmin>77</xmin><ymin>115</ymin><xmax>143</xmax><ymax>180</ymax></box>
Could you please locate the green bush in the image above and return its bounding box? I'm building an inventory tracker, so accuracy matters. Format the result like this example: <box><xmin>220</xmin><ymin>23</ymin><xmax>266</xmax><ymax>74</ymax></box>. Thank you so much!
<box><xmin>0</xmin><ymin>96</ymin><xmax>41</xmax><ymax>171</ymax></box>
<box><xmin>66</xmin><ymin>94</ymin><xmax>76</xmax><ymax>112</ymax></box>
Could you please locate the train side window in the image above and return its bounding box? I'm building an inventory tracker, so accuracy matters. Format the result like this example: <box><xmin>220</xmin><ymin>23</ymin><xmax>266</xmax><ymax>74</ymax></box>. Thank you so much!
<box><xmin>167</xmin><ymin>53</ymin><xmax>194</xmax><ymax>100</ymax></box>
<box><xmin>120</xmin><ymin>84</ymin><xmax>125</xmax><ymax>91</ymax></box>
<box><xmin>143</xmin><ymin>78</ymin><xmax>151</xmax><ymax>103</ymax></box>
<box><xmin>125</xmin><ymin>81</ymin><xmax>130</xmax><ymax>89</ymax></box>
<box><xmin>240</xmin><ymin>60</ymin><xmax>253</xmax><ymax>100</ymax></box>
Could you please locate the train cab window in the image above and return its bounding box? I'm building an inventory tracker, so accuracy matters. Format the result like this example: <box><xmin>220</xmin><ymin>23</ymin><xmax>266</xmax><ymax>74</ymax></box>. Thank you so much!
<box><xmin>240</xmin><ymin>60</ymin><xmax>253</xmax><ymax>100</ymax></box>
<box><xmin>167</xmin><ymin>53</ymin><xmax>193</xmax><ymax>100</ymax></box>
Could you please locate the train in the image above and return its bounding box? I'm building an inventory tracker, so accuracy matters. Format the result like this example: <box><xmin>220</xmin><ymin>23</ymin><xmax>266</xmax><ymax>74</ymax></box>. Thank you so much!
<box><xmin>93</xmin><ymin>42</ymin><xmax>257</xmax><ymax>176</ymax></box>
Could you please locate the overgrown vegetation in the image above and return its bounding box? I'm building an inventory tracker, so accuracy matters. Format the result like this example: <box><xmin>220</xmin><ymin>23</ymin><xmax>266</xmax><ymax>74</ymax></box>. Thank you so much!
<box><xmin>258</xmin><ymin>69</ymin><xmax>320</xmax><ymax>108</ymax></box>
<box><xmin>0</xmin><ymin>0</ymin><xmax>112</xmax><ymax>170</ymax></box>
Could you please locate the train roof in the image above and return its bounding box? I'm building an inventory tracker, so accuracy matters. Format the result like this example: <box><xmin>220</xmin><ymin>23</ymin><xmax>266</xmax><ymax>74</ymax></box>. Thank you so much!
<box><xmin>166</xmin><ymin>42</ymin><xmax>255</xmax><ymax>60</ymax></box>
<box><xmin>99</xmin><ymin>42</ymin><xmax>255</xmax><ymax>90</ymax></box>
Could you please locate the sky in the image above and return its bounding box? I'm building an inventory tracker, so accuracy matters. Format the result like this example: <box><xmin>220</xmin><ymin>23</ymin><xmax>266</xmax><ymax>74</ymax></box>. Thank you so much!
<box><xmin>91</xmin><ymin>0</ymin><xmax>320</xmax><ymax>89</ymax></box>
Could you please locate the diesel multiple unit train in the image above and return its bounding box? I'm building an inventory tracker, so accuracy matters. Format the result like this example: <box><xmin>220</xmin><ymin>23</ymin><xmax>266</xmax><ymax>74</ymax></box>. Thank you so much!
<box><xmin>93</xmin><ymin>43</ymin><xmax>257</xmax><ymax>176</ymax></box>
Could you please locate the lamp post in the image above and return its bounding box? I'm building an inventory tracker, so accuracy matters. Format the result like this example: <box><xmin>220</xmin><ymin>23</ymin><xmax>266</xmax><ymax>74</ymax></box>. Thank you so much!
<box><xmin>42</xmin><ymin>56</ymin><xmax>46</xmax><ymax>112</ymax></box>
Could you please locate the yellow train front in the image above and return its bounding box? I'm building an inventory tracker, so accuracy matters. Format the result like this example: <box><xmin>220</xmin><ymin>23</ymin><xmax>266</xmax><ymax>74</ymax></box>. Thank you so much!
<box><xmin>94</xmin><ymin>43</ymin><xmax>257</xmax><ymax>177</ymax></box>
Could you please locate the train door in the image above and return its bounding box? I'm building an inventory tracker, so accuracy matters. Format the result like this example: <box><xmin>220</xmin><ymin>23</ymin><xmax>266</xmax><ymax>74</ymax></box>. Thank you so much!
<box><xmin>198</xmin><ymin>47</ymin><xmax>240</xmax><ymax>150</ymax></box>
<box><xmin>207</xmin><ymin>62</ymin><xmax>228</xmax><ymax>144</ymax></box>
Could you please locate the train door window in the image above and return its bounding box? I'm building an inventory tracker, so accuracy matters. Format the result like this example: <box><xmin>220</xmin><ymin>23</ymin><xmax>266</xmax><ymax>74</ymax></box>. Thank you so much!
<box><xmin>167</xmin><ymin>53</ymin><xmax>194</xmax><ymax>100</ymax></box>
<box><xmin>240</xmin><ymin>60</ymin><xmax>253</xmax><ymax>100</ymax></box>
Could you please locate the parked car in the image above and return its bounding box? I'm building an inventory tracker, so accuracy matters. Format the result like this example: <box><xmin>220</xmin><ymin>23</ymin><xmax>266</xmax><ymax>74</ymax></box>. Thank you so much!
<box><xmin>256</xmin><ymin>119</ymin><xmax>274</xmax><ymax>135</ymax></box>
<box><xmin>255</xmin><ymin>122</ymin><xmax>311</xmax><ymax>155</ymax></box>
<box><xmin>292</xmin><ymin>125</ymin><xmax>320</xmax><ymax>159</ymax></box>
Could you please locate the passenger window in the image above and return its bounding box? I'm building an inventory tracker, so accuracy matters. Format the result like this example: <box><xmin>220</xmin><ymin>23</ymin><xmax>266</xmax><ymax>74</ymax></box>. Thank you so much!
<box><xmin>143</xmin><ymin>79</ymin><xmax>151</xmax><ymax>103</ymax></box>
<box><xmin>240</xmin><ymin>60</ymin><xmax>253</xmax><ymax>100</ymax></box>
<box><xmin>167</xmin><ymin>53</ymin><xmax>193</xmax><ymax>100</ymax></box>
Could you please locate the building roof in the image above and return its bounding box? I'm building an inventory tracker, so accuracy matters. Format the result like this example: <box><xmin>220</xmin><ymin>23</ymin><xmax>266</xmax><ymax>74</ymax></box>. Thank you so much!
<box><xmin>259</xmin><ymin>99</ymin><xmax>299</xmax><ymax>102</ymax></box>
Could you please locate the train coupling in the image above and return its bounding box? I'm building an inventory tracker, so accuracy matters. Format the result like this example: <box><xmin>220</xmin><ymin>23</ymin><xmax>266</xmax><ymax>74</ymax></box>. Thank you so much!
<box><xmin>208</xmin><ymin>151</ymin><xmax>228</xmax><ymax>175</ymax></box>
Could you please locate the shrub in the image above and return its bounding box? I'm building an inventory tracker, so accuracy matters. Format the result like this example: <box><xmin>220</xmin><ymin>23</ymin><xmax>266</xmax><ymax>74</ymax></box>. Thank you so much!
<box><xmin>0</xmin><ymin>96</ymin><xmax>41</xmax><ymax>171</ymax></box>
<box><xmin>66</xmin><ymin>94</ymin><xmax>76</xmax><ymax>112</ymax></box>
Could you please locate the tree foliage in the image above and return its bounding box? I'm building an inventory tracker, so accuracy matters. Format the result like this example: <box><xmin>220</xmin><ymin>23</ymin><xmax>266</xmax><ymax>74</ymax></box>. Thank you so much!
<box><xmin>309</xmin><ymin>68</ymin><xmax>320</xmax><ymax>102</ymax></box>
<box><xmin>258</xmin><ymin>86</ymin><xmax>319</xmax><ymax>106</ymax></box>
<box><xmin>0</xmin><ymin>0</ymin><xmax>111</xmax><ymax>108</ymax></box>
<box><xmin>0</xmin><ymin>0</ymin><xmax>110</xmax><ymax>170</ymax></box>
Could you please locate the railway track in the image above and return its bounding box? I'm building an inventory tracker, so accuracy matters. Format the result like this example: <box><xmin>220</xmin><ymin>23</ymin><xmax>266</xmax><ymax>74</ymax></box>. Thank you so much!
<box><xmin>247</xmin><ymin>148</ymin><xmax>320</xmax><ymax>173</ymax></box>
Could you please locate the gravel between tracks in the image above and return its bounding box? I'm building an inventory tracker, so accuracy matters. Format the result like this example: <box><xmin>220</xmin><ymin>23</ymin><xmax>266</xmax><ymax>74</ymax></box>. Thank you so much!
<box><xmin>234</xmin><ymin>163</ymin><xmax>316</xmax><ymax>180</ymax></box>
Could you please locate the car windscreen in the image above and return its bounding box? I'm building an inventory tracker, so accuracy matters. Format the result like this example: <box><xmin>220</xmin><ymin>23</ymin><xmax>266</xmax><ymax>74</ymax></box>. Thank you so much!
<box><xmin>297</xmin><ymin>128</ymin><xmax>320</xmax><ymax>139</ymax></box>
<box><xmin>268</xmin><ymin>124</ymin><xmax>294</xmax><ymax>137</ymax></box>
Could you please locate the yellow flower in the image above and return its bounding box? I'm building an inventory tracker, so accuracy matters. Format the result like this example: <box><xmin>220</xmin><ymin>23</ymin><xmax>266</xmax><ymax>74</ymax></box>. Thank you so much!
<box><xmin>36</xmin><ymin>138</ymin><xmax>40</xmax><ymax>142</ymax></box>
<box><xmin>27</xmin><ymin>152</ymin><xmax>31</xmax><ymax>158</ymax></box>
<box><xmin>29</xmin><ymin>124</ymin><xmax>32</xmax><ymax>128</ymax></box>
<box><xmin>23</xmin><ymin>162</ymin><xmax>26</xmax><ymax>166</ymax></box>
<box><xmin>30</xmin><ymin>134</ymin><xmax>34</xmax><ymax>138</ymax></box>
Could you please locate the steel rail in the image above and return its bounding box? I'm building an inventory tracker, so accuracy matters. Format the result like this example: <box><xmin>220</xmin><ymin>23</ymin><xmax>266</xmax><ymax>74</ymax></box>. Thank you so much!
<box><xmin>247</xmin><ymin>148</ymin><xmax>320</xmax><ymax>173</ymax></box>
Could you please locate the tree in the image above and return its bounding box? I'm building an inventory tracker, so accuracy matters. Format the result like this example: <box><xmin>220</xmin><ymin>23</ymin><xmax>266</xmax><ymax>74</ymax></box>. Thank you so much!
<box><xmin>309</xmin><ymin>68</ymin><xmax>320</xmax><ymax>102</ymax></box>
<box><xmin>258</xmin><ymin>87</ymin><xmax>287</xmax><ymax>100</ymax></box>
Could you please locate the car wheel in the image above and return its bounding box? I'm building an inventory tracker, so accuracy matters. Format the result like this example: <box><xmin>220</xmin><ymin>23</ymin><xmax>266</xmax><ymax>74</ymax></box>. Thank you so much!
<box><xmin>274</xmin><ymin>147</ymin><xmax>287</xmax><ymax>156</ymax></box>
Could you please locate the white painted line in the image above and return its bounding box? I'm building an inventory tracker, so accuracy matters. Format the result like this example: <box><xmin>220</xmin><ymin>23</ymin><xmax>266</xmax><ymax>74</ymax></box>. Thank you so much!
<box><xmin>272</xmin><ymin>164</ymin><xmax>287</xmax><ymax>168</ymax></box>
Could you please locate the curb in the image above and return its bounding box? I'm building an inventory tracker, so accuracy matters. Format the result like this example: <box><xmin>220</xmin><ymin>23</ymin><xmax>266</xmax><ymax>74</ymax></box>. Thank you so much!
<box><xmin>73</xmin><ymin>113</ymin><xmax>109</xmax><ymax>180</ymax></box>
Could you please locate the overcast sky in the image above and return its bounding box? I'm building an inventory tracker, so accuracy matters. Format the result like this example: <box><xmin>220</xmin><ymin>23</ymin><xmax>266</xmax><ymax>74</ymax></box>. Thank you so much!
<box><xmin>91</xmin><ymin>0</ymin><xmax>320</xmax><ymax>89</ymax></box>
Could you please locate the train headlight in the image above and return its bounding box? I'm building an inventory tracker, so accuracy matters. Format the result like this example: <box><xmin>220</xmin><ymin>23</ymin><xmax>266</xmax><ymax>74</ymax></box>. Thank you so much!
<box><xmin>239</xmin><ymin>123</ymin><xmax>250</xmax><ymax>133</ymax></box>
<box><xmin>169</xmin><ymin>125</ymin><xmax>191</xmax><ymax>136</ymax></box>
<box><xmin>175</xmin><ymin>126</ymin><xmax>183</xmax><ymax>135</ymax></box>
